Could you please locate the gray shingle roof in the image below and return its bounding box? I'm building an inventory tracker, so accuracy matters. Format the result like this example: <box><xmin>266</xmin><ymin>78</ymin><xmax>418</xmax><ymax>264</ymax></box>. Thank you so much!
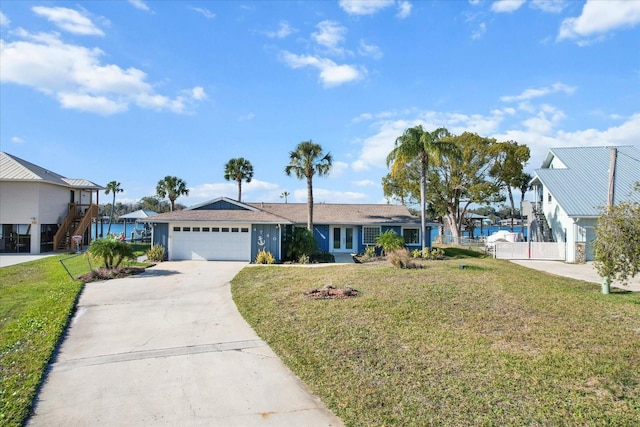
<box><xmin>0</xmin><ymin>152</ymin><xmax>104</xmax><ymax>189</ymax></box>
<box><xmin>147</xmin><ymin>208</ymin><xmax>293</xmax><ymax>224</ymax></box>
<box><xmin>533</xmin><ymin>146</ymin><xmax>640</xmax><ymax>217</ymax></box>
<box><xmin>250</xmin><ymin>203</ymin><xmax>421</xmax><ymax>225</ymax></box>
<box><xmin>149</xmin><ymin>200</ymin><xmax>422</xmax><ymax>226</ymax></box>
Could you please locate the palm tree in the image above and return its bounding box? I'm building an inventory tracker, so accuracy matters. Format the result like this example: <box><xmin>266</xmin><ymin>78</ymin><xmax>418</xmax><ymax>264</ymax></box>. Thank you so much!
<box><xmin>156</xmin><ymin>175</ymin><xmax>189</xmax><ymax>211</ymax></box>
<box><xmin>104</xmin><ymin>181</ymin><xmax>123</xmax><ymax>235</ymax></box>
<box><xmin>285</xmin><ymin>140</ymin><xmax>333</xmax><ymax>231</ymax></box>
<box><xmin>223</xmin><ymin>157</ymin><xmax>254</xmax><ymax>202</ymax></box>
<box><xmin>280</xmin><ymin>191</ymin><xmax>290</xmax><ymax>203</ymax></box>
<box><xmin>386</xmin><ymin>126</ymin><xmax>458</xmax><ymax>252</ymax></box>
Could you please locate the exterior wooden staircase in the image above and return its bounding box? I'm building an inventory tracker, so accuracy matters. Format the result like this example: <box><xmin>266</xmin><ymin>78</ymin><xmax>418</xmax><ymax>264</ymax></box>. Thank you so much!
<box><xmin>53</xmin><ymin>203</ymin><xmax>98</xmax><ymax>252</ymax></box>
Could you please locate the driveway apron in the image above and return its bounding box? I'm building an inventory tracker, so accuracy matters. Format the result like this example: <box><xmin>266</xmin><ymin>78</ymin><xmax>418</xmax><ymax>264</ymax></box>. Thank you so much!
<box><xmin>27</xmin><ymin>261</ymin><xmax>342</xmax><ymax>426</ymax></box>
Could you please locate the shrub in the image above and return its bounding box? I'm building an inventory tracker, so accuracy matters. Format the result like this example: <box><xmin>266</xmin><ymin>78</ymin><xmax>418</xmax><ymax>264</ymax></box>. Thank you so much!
<box><xmin>298</xmin><ymin>254</ymin><xmax>310</xmax><ymax>264</ymax></box>
<box><xmin>311</xmin><ymin>250</ymin><xmax>335</xmax><ymax>263</ymax></box>
<box><xmin>88</xmin><ymin>236</ymin><xmax>135</xmax><ymax>269</ymax></box>
<box><xmin>388</xmin><ymin>249</ymin><xmax>418</xmax><ymax>268</ymax></box>
<box><xmin>375</xmin><ymin>230</ymin><xmax>405</xmax><ymax>255</ymax></box>
<box><xmin>365</xmin><ymin>246</ymin><xmax>377</xmax><ymax>258</ymax></box>
<box><xmin>146</xmin><ymin>244</ymin><xmax>166</xmax><ymax>262</ymax></box>
<box><xmin>284</xmin><ymin>227</ymin><xmax>316</xmax><ymax>261</ymax></box>
<box><xmin>425</xmin><ymin>247</ymin><xmax>445</xmax><ymax>260</ymax></box>
<box><xmin>255</xmin><ymin>249</ymin><xmax>276</xmax><ymax>264</ymax></box>
<box><xmin>411</xmin><ymin>248</ymin><xmax>423</xmax><ymax>258</ymax></box>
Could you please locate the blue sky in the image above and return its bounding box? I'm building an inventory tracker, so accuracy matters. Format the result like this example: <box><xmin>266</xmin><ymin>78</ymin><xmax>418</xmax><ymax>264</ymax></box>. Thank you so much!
<box><xmin>1</xmin><ymin>0</ymin><xmax>639</xmax><ymax>207</ymax></box>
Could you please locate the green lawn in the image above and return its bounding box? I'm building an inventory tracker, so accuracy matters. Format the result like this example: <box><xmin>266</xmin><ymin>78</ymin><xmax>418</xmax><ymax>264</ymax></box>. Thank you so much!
<box><xmin>0</xmin><ymin>256</ymin><xmax>83</xmax><ymax>426</ymax></box>
<box><xmin>232</xmin><ymin>254</ymin><xmax>640</xmax><ymax>426</ymax></box>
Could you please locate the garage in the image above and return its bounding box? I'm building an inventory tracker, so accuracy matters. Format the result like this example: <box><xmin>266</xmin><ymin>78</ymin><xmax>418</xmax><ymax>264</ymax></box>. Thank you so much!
<box><xmin>171</xmin><ymin>224</ymin><xmax>251</xmax><ymax>261</ymax></box>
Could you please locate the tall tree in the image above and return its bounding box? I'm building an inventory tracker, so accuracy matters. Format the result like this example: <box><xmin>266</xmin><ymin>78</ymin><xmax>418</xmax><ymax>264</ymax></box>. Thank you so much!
<box><xmin>136</xmin><ymin>196</ymin><xmax>170</xmax><ymax>213</ymax></box>
<box><xmin>427</xmin><ymin>132</ymin><xmax>504</xmax><ymax>244</ymax></box>
<box><xmin>104</xmin><ymin>181</ymin><xmax>123</xmax><ymax>235</ymax></box>
<box><xmin>516</xmin><ymin>171</ymin><xmax>533</xmax><ymax>216</ymax></box>
<box><xmin>593</xmin><ymin>187</ymin><xmax>640</xmax><ymax>294</ymax></box>
<box><xmin>223</xmin><ymin>157</ymin><xmax>254</xmax><ymax>202</ymax></box>
<box><xmin>382</xmin><ymin>157</ymin><xmax>420</xmax><ymax>206</ymax></box>
<box><xmin>386</xmin><ymin>126</ymin><xmax>459</xmax><ymax>252</ymax></box>
<box><xmin>489</xmin><ymin>141</ymin><xmax>531</xmax><ymax>231</ymax></box>
<box><xmin>280</xmin><ymin>191</ymin><xmax>290</xmax><ymax>203</ymax></box>
<box><xmin>156</xmin><ymin>176</ymin><xmax>189</xmax><ymax>212</ymax></box>
<box><xmin>285</xmin><ymin>140</ymin><xmax>333</xmax><ymax>231</ymax></box>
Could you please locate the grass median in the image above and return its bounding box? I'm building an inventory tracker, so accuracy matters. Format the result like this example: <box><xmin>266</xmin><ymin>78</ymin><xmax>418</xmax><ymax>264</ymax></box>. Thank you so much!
<box><xmin>232</xmin><ymin>252</ymin><xmax>640</xmax><ymax>426</ymax></box>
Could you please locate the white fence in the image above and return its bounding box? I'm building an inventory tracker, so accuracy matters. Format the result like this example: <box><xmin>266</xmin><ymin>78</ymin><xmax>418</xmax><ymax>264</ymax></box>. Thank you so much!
<box><xmin>494</xmin><ymin>242</ymin><xmax>566</xmax><ymax>261</ymax></box>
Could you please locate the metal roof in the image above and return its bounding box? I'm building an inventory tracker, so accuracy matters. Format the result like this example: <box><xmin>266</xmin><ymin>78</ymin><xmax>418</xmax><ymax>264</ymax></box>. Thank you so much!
<box><xmin>0</xmin><ymin>152</ymin><xmax>104</xmax><ymax>190</ymax></box>
<box><xmin>533</xmin><ymin>146</ymin><xmax>640</xmax><ymax>217</ymax></box>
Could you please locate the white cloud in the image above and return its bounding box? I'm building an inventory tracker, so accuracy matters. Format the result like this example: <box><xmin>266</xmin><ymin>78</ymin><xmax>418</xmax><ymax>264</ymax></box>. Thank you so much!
<box><xmin>301</xmin><ymin>188</ymin><xmax>368</xmax><ymax>204</ymax></box>
<box><xmin>530</xmin><ymin>0</ymin><xmax>566</xmax><ymax>14</ymax></box>
<box><xmin>339</xmin><ymin>0</ymin><xmax>395</xmax><ymax>16</ymax></box>
<box><xmin>500</xmin><ymin>82</ymin><xmax>576</xmax><ymax>102</ymax></box>
<box><xmin>128</xmin><ymin>0</ymin><xmax>151</xmax><ymax>12</ymax></box>
<box><xmin>1</xmin><ymin>11</ymin><xmax>10</xmax><ymax>27</ymax></box>
<box><xmin>191</xmin><ymin>7</ymin><xmax>215</xmax><ymax>19</ymax></box>
<box><xmin>396</xmin><ymin>1</ymin><xmax>413</xmax><ymax>19</ymax></box>
<box><xmin>266</xmin><ymin>21</ymin><xmax>296</xmax><ymax>39</ymax></box>
<box><xmin>188</xmin><ymin>179</ymin><xmax>280</xmax><ymax>202</ymax></box>
<box><xmin>558</xmin><ymin>0</ymin><xmax>640</xmax><ymax>42</ymax></box>
<box><xmin>0</xmin><ymin>30</ymin><xmax>205</xmax><ymax>115</ymax></box>
<box><xmin>191</xmin><ymin>86</ymin><xmax>207</xmax><ymax>100</ymax></box>
<box><xmin>472</xmin><ymin>22</ymin><xmax>487</xmax><ymax>39</ymax></box>
<box><xmin>11</xmin><ymin>136</ymin><xmax>24</xmax><ymax>144</ymax></box>
<box><xmin>58</xmin><ymin>92</ymin><xmax>127</xmax><ymax>114</ymax></box>
<box><xmin>491</xmin><ymin>0</ymin><xmax>526</xmax><ymax>13</ymax></box>
<box><xmin>237</xmin><ymin>112</ymin><xmax>255</xmax><ymax>122</ymax></box>
<box><xmin>329</xmin><ymin>161</ymin><xmax>350</xmax><ymax>178</ymax></box>
<box><xmin>358</xmin><ymin>39</ymin><xmax>383</xmax><ymax>59</ymax></box>
<box><xmin>280</xmin><ymin>51</ymin><xmax>365</xmax><ymax>87</ymax></box>
<box><xmin>312</xmin><ymin>21</ymin><xmax>347</xmax><ymax>55</ymax></box>
<box><xmin>354</xmin><ymin>179</ymin><xmax>378</xmax><ymax>187</ymax></box>
<box><xmin>32</xmin><ymin>6</ymin><xmax>104</xmax><ymax>36</ymax></box>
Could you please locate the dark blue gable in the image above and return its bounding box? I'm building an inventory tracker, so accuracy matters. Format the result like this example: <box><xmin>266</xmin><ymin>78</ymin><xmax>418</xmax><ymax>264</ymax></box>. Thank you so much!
<box><xmin>194</xmin><ymin>200</ymin><xmax>249</xmax><ymax>210</ymax></box>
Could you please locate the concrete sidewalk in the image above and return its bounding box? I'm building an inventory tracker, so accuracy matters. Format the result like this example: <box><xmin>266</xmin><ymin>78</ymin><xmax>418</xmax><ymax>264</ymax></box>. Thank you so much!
<box><xmin>27</xmin><ymin>261</ymin><xmax>343</xmax><ymax>426</ymax></box>
<box><xmin>510</xmin><ymin>260</ymin><xmax>640</xmax><ymax>292</ymax></box>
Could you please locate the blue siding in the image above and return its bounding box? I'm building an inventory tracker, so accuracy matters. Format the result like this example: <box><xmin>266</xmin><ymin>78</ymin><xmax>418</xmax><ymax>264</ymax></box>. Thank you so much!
<box><xmin>195</xmin><ymin>200</ymin><xmax>248</xmax><ymax>210</ymax></box>
<box><xmin>313</xmin><ymin>225</ymin><xmax>330</xmax><ymax>252</ymax></box>
<box><xmin>151</xmin><ymin>223</ymin><xmax>169</xmax><ymax>260</ymax></box>
<box><xmin>251</xmin><ymin>224</ymin><xmax>280</xmax><ymax>262</ymax></box>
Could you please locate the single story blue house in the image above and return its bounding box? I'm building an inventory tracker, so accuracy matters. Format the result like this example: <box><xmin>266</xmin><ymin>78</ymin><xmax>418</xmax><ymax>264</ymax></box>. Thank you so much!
<box><xmin>145</xmin><ymin>197</ymin><xmax>429</xmax><ymax>262</ymax></box>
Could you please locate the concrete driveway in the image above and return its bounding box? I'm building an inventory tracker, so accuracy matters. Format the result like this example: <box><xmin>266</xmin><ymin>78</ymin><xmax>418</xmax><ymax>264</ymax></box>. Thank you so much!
<box><xmin>510</xmin><ymin>260</ymin><xmax>640</xmax><ymax>292</ymax></box>
<box><xmin>27</xmin><ymin>261</ymin><xmax>343</xmax><ymax>426</ymax></box>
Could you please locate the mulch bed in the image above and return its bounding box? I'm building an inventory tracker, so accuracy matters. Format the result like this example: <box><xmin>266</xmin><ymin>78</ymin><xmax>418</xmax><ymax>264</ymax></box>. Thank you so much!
<box><xmin>79</xmin><ymin>267</ymin><xmax>146</xmax><ymax>283</ymax></box>
<box><xmin>304</xmin><ymin>284</ymin><xmax>359</xmax><ymax>299</ymax></box>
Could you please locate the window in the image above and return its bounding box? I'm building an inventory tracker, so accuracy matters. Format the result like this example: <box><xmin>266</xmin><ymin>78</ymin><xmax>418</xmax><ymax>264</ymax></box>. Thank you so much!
<box><xmin>173</xmin><ymin>226</ymin><xmax>180</xmax><ymax>232</ymax></box>
<box><xmin>231</xmin><ymin>227</ymin><xmax>239</xmax><ymax>232</ymax></box>
<box><xmin>363</xmin><ymin>226</ymin><xmax>381</xmax><ymax>245</ymax></box>
<box><xmin>183</xmin><ymin>227</ymin><xmax>191</xmax><ymax>232</ymax></box>
<box><xmin>202</xmin><ymin>227</ymin><xmax>210</xmax><ymax>232</ymax></box>
<box><xmin>403</xmin><ymin>228</ymin><xmax>420</xmax><ymax>245</ymax></box>
<box><xmin>547</xmin><ymin>192</ymin><xmax>552</xmax><ymax>203</ymax></box>
<box><xmin>221</xmin><ymin>227</ymin><xmax>229</xmax><ymax>232</ymax></box>
<box><xmin>241</xmin><ymin>228</ymin><xmax>249</xmax><ymax>233</ymax></box>
<box><xmin>192</xmin><ymin>227</ymin><xmax>200</xmax><ymax>232</ymax></box>
<box><xmin>212</xmin><ymin>227</ymin><xmax>220</xmax><ymax>232</ymax></box>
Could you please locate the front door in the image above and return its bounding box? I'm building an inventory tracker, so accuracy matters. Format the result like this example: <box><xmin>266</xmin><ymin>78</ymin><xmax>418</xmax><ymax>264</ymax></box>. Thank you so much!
<box><xmin>331</xmin><ymin>226</ymin><xmax>355</xmax><ymax>252</ymax></box>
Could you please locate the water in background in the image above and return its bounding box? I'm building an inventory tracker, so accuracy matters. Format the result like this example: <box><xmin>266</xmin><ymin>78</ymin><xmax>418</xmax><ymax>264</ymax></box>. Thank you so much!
<box><xmin>92</xmin><ymin>222</ymin><xmax>146</xmax><ymax>239</ymax></box>
<box><xmin>430</xmin><ymin>225</ymin><xmax>527</xmax><ymax>243</ymax></box>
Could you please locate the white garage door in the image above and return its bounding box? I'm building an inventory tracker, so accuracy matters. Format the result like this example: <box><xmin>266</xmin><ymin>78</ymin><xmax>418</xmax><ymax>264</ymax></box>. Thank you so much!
<box><xmin>171</xmin><ymin>224</ymin><xmax>251</xmax><ymax>261</ymax></box>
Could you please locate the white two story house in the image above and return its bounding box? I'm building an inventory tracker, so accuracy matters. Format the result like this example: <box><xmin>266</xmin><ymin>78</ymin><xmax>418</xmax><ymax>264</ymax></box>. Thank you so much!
<box><xmin>0</xmin><ymin>152</ymin><xmax>104</xmax><ymax>254</ymax></box>
<box><xmin>529</xmin><ymin>146</ymin><xmax>640</xmax><ymax>263</ymax></box>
